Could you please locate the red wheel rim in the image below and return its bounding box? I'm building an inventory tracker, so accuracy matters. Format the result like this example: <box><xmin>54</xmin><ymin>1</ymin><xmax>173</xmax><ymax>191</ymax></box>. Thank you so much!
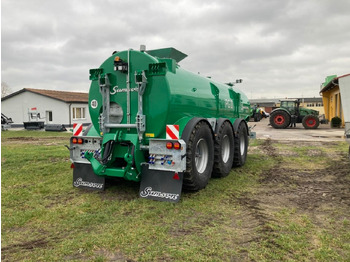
<box><xmin>305</xmin><ymin>117</ymin><xmax>316</xmax><ymax>127</ymax></box>
<box><xmin>274</xmin><ymin>114</ymin><xmax>285</xmax><ymax>125</ymax></box>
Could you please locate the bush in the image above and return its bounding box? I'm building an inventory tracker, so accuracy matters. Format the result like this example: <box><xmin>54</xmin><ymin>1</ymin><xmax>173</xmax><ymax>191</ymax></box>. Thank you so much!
<box><xmin>331</xmin><ymin>116</ymin><xmax>342</xmax><ymax>127</ymax></box>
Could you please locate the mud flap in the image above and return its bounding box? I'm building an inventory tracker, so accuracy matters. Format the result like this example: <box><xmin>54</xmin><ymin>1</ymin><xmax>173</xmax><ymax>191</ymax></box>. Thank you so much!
<box><xmin>73</xmin><ymin>163</ymin><xmax>105</xmax><ymax>191</ymax></box>
<box><xmin>139</xmin><ymin>164</ymin><xmax>183</xmax><ymax>203</ymax></box>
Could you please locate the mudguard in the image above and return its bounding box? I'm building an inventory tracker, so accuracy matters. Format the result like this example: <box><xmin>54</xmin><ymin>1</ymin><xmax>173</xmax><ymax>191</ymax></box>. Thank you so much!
<box><xmin>139</xmin><ymin>164</ymin><xmax>183</xmax><ymax>203</ymax></box>
<box><xmin>73</xmin><ymin>163</ymin><xmax>105</xmax><ymax>191</ymax></box>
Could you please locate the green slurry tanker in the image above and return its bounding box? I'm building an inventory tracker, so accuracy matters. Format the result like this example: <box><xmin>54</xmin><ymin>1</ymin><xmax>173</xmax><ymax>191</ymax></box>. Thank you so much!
<box><xmin>69</xmin><ymin>46</ymin><xmax>251</xmax><ymax>202</ymax></box>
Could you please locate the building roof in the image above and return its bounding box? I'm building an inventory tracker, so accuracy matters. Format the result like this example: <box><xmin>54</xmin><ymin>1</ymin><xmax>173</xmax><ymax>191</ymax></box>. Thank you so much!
<box><xmin>1</xmin><ymin>88</ymin><xmax>89</xmax><ymax>103</ymax></box>
<box><xmin>320</xmin><ymin>73</ymin><xmax>350</xmax><ymax>94</ymax></box>
<box><xmin>250</xmin><ymin>97</ymin><xmax>322</xmax><ymax>105</ymax></box>
<box><xmin>250</xmin><ymin>98</ymin><xmax>280</xmax><ymax>105</ymax></box>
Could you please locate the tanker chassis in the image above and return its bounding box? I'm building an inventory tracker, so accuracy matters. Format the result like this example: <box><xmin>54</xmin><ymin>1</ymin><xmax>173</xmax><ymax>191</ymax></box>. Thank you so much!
<box><xmin>68</xmin><ymin>46</ymin><xmax>251</xmax><ymax>202</ymax></box>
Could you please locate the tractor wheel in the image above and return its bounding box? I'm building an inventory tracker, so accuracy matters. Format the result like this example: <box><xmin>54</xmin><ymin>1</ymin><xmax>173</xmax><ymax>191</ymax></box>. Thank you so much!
<box><xmin>233</xmin><ymin>122</ymin><xmax>248</xmax><ymax>167</ymax></box>
<box><xmin>302</xmin><ymin>115</ymin><xmax>319</xmax><ymax>129</ymax></box>
<box><xmin>183</xmin><ymin>121</ymin><xmax>214</xmax><ymax>191</ymax></box>
<box><xmin>212</xmin><ymin>121</ymin><xmax>234</xmax><ymax>178</ymax></box>
<box><xmin>270</xmin><ymin>110</ymin><xmax>291</xmax><ymax>129</ymax></box>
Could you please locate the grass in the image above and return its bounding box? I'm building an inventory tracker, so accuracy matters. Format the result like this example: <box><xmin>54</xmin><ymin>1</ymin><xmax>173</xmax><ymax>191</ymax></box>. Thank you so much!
<box><xmin>1</xmin><ymin>131</ymin><xmax>350</xmax><ymax>261</ymax></box>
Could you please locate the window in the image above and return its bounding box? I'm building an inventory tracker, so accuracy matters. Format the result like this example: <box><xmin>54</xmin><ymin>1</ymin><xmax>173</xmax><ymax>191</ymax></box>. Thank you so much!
<box><xmin>48</xmin><ymin>111</ymin><xmax>53</xmax><ymax>121</ymax></box>
<box><xmin>281</xmin><ymin>101</ymin><xmax>297</xmax><ymax>108</ymax></box>
<box><xmin>73</xmin><ymin>107</ymin><xmax>86</xmax><ymax>120</ymax></box>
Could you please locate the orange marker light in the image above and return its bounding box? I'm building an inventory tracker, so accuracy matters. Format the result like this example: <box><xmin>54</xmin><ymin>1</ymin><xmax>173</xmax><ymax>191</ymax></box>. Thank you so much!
<box><xmin>114</xmin><ymin>56</ymin><xmax>120</xmax><ymax>61</ymax></box>
<box><xmin>174</xmin><ymin>142</ymin><xmax>181</xmax><ymax>150</ymax></box>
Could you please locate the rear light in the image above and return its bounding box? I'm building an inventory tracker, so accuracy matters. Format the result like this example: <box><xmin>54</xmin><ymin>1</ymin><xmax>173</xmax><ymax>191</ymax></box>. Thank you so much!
<box><xmin>173</xmin><ymin>142</ymin><xmax>181</xmax><ymax>150</ymax></box>
<box><xmin>72</xmin><ymin>137</ymin><xmax>84</xmax><ymax>144</ymax></box>
<box><xmin>70</xmin><ymin>163</ymin><xmax>75</xmax><ymax>169</ymax></box>
<box><xmin>166</xmin><ymin>142</ymin><xmax>173</xmax><ymax>149</ymax></box>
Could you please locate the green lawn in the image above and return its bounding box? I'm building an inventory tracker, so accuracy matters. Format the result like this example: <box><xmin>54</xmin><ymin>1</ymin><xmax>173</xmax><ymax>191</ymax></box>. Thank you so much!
<box><xmin>2</xmin><ymin>131</ymin><xmax>350</xmax><ymax>261</ymax></box>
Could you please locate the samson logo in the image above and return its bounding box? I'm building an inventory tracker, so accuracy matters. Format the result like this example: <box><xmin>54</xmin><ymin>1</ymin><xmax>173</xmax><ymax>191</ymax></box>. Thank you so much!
<box><xmin>110</xmin><ymin>86</ymin><xmax>138</xmax><ymax>95</ymax></box>
<box><xmin>73</xmin><ymin>177</ymin><xmax>104</xmax><ymax>189</ymax></box>
<box><xmin>140</xmin><ymin>187</ymin><xmax>179</xmax><ymax>201</ymax></box>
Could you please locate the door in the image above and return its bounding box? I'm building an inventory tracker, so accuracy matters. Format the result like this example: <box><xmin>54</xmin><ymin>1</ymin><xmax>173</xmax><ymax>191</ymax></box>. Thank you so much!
<box><xmin>46</xmin><ymin>111</ymin><xmax>53</xmax><ymax>124</ymax></box>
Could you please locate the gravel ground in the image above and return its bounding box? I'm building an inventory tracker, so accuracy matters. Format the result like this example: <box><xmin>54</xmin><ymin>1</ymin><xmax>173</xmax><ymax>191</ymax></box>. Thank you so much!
<box><xmin>249</xmin><ymin>117</ymin><xmax>346</xmax><ymax>142</ymax></box>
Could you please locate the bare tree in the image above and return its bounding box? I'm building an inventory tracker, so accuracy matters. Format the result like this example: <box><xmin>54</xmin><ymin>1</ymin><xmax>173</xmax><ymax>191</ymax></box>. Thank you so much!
<box><xmin>1</xmin><ymin>82</ymin><xmax>12</xmax><ymax>98</ymax></box>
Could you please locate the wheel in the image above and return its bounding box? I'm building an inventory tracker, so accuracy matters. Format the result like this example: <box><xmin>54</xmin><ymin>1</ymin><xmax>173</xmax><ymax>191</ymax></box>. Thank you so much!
<box><xmin>302</xmin><ymin>115</ymin><xmax>319</xmax><ymax>129</ymax></box>
<box><xmin>254</xmin><ymin>113</ymin><xmax>261</xmax><ymax>122</ymax></box>
<box><xmin>233</xmin><ymin>122</ymin><xmax>248</xmax><ymax>167</ymax></box>
<box><xmin>270</xmin><ymin>110</ymin><xmax>291</xmax><ymax>129</ymax></box>
<box><xmin>212</xmin><ymin>121</ymin><xmax>234</xmax><ymax>178</ymax></box>
<box><xmin>257</xmin><ymin>113</ymin><xmax>262</xmax><ymax>121</ymax></box>
<box><xmin>183</xmin><ymin>121</ymin><xmax>214</xmax><ymax>191</ymax></box>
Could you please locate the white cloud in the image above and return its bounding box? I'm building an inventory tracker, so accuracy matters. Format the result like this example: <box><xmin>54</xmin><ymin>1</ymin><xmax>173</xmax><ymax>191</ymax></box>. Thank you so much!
<box><xmin>2</xmin><ymin>0</ymin><xmax>350</xmax><ymax>99</ymax></box>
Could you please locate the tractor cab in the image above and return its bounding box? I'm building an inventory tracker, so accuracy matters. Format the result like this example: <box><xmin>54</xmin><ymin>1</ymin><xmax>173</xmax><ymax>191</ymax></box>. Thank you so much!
<box><xmin>280</xmin><ymin>99</ymin><xmax>300</xmax><ymax>116</ymax></box>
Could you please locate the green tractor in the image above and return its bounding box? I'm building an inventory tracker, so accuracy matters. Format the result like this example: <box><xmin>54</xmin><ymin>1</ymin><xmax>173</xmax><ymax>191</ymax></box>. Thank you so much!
<box><xmin>270</xmin><ymin>99</ymin><xmax>320</xmax><ymax>129</ymax></box>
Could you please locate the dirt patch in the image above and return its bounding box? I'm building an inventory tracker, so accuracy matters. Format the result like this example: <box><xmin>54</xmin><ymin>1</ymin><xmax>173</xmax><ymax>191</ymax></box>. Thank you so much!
<box><xmin>63</xmin><ymin>248</ymin><xmax>133</xmax><ymax>262</ymax></box>
<box><xmin>43</xmin><ymin>192</ymin><xmax>76</xmax><ymax>208</ymax></box>
<box><xmin>231</xmin><ymin>140</ymin><xmax>350</xmax><ymax>256</ymax></box>
<box><xmin>261</xmin><ymin>138</ymin><xmax>280</xmax><ymax>158</ymax></box>
<box><xmin>94</xmin><ymin>248</ymin><xmax>133</xmax><ymax>262</ymax></box>
<box><xmin>1</xmin><ymin>235</ymin><xmax>61</xmax><ymax>261</ymax></box>
<box><xmin>6</xmin><ymin>137</ymin><xmax>39</xmax><ymax>141</ymax></box>
<box><xmin>1</xmin><ymin>237</ymin><xmax>50</xmax><ymax>252</ymax></box>
<box><xmin>3</xmin><ymin>136</ymin><xmax>68</xmax><ymax>145</ymax></box>
<box><xmin>258</xmin><ymin>152</ymin><xmax>350</xmax><ymax>211</ymax></box>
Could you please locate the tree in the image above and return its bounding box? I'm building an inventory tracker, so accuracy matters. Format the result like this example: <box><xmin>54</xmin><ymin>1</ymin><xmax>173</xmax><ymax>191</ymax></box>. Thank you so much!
<box><xmin>1</xmin><ymin>82</ymin><xmax>12</xmax><ymax>98</ymax></box>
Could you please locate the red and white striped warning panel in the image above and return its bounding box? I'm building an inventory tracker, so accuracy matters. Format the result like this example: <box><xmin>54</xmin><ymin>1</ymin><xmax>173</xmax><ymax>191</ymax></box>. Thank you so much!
<box><xmin>166</xmin><ymin>125</ymin><xmax>179</xmax><ymax>140</ymax></box>
<box><xmin>73</xmin><ymin>123</ymin><xmax>83</xmax><ymax>136</ymax></box>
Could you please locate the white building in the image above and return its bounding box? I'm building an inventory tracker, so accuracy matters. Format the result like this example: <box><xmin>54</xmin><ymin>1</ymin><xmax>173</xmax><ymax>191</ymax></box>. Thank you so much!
<box><xmin>1</xmin><ymin>88</ymin><xmax>91</xmax><ymax>127</ymax></box>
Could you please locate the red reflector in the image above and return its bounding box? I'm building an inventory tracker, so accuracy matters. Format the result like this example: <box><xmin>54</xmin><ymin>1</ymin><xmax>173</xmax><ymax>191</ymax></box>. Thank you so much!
<box><xmin>72</xmin><ymin>138</ymin><xmax>78</xmax><ymax>144</ymax></box>
<box><xmin>174</xmin><ymin>142</ymin><xmax>181</xmax><ymax>150</ymax></box>
<box><xmin>173</xmin><ymin>173</ymin><xmax>180</xmax><ymax>180</ymax></box>
<box><xmin>70</xmin><ymin>163</ymin><xmax>75</xmax><ymax>169</ymax></box>
<box><xmin>166</xmin><ymin>142</ymin><xmax>173</xmax><ymax>149</ymax></box>
<box><xmin>77</xmin><ymin>138</ymin><xmax>84</xmax><ymax>144</ymax></box>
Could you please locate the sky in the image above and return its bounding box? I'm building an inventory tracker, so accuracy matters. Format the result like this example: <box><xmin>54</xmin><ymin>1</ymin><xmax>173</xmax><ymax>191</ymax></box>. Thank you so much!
<box><xmin>1</xmin><ymin>0</ymin><xmax>350</xmax><ymax>99</ymax></box>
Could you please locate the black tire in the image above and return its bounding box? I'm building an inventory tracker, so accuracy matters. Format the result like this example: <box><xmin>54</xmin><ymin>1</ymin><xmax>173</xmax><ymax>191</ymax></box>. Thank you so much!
<box><xmin>212</xmin><ymin>121</ymin><xmax>234</xmax><ymax>178</ymax></box>
<box><xmin>270</xmin><ymin>110</ymin><xmax>291</xmax><ymax>129</ymax></box>
<box><xmin>254</xmin><ymin>113</ymin><xmax>261</xmax><ymax>122</ymax></box>
<box><xmin>183</xmin><ymin>121</ymin><xmax>214</xmax><ymax>191</ymax></box>
<box><xmin>302</xmin><ymin>115</ymin><xmax>320</xmax><ymax>129</ymax></box>
<box><xmin>232</xmin><ymin>122</ymin><xmax>248</xmax><ymax>167</ymax></box>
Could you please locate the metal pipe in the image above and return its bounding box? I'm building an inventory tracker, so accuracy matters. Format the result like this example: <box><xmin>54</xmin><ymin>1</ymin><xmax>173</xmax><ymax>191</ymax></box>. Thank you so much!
<box><xmin>105</xmin><ymin>123</ymin><xmax>137</xmax><ymax>128</ymax></box>
<box><xmin>69</xmin><ymin>103</ymin><xmax>72</xmax><ymax>126</ymax></box>
<box><xmin>127</xmin><ymin>49</ymin><xmax>131</xmax><ymax>124</ymax></box>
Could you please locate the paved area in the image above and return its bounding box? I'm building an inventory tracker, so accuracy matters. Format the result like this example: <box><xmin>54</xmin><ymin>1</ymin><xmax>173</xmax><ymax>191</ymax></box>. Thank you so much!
<box><xmin>248</xmin><ymin>118</ymin><xmax>346</xmax><ymax>141</ymax></box>
<box><xmin>6</xmin><ymin>119</ymin><xmax>347</xmax><ymax>143</ymax></box>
